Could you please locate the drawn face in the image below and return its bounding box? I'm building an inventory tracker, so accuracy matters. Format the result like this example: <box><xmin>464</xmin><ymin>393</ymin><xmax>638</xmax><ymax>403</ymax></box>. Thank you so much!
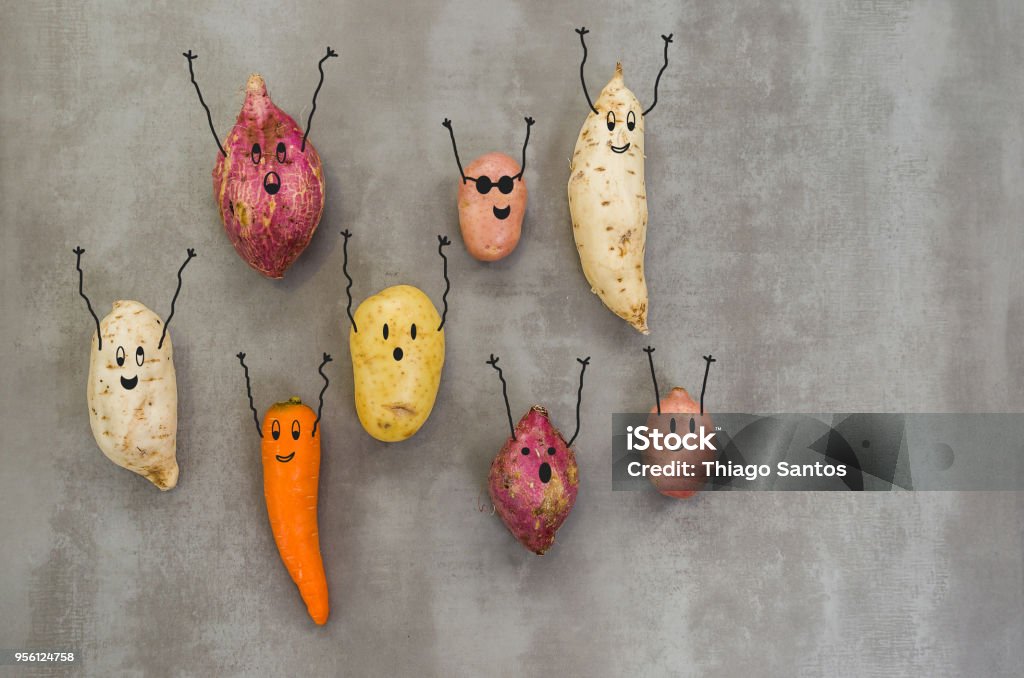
<box><xmin>581</xmin><ymin>66</ymin><xmax>645</xmax><ymax>162</ymax></box>
<box><xmin>504</xmin><ymin>408</ymin><xmax>576</xmax><ymax>489</ymax></box>
<box><xmin>91</xmin><ymin>300</ymin><xmax>172</xmax><ymax>399</ymax></box>
<box><xmin>460</xmin><ymin>152</ymin><xmax>527</xmax><ymax>223</ymax></box>
<box><xmin>270</xmin><ymin>418</ymin><xmax>299</xmax><ymax>462</ymax></box>
<box><xmin>214</xmin><ymin>74</ymin><xmax>326</xmax><ymax>279</ymax></box>
<box><xmin>261</xmin><ymin>399</ymin><xmax>318</xmax><ymax>467</ymax></box>
<box><xmin>350</xmin><ymin>285</ymin><xmax>445</xmax><ymax>442</ymax></box>
<box><xmin>512</xmin><ymin>433</ymin><xmax>563</xmax><ymax>487</ymax></box>
<box><xmin>113</xmin><ymin>344</ymin><xmax>145</xmax><ymax>390</ymax></box>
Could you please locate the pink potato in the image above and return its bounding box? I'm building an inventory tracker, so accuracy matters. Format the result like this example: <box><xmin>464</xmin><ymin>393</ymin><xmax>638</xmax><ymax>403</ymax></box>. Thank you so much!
<box><xmin>213</xmin><ymin>74</ymin><xmax>326</xmax><ymax>279</ymax></box>
<box><xmin>457</xmin><ymin>153</ymin><xmax>528</xmax><ymax>261</ymax></box>
<box><xmin>645</xmin><ymin>388</ymin><xmax>715</xmax><ymax>499</ymax></box>
<box><xmin>488</xmin><ymin>406</ymin><xmax>578</xmax><ymax>555</ymax></box>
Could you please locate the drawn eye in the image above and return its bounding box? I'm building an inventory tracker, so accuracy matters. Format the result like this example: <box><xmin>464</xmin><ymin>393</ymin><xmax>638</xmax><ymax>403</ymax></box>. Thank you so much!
<box><xmin>271</xmin><ymin>420</ymin><xmax>281</xmax><ymax>440</ymax></box>
<box><xmin>116</xmin><ymin>346</ymin><xmax>125</xmax><ymax>366</ymax></box>
<box><xmin>135</xmin><ymin>346</ymin><xmax>144</xmax><ymax>366</ymax></box>
<box><xmin>497</xmin><ymin>176</ymin><xmax>514</xmax><ymax>194</ymax></box>
<box><xmin>291</xmin><ymin>420</ymin><xmax>300</xmax><ymax>440</ymax></box>
<box><xmin>410</xmin><ymin>324</ymin><xmax>417</xmax><ymax>340</ymax></box>
<box><xmin>627</xmin><ymin>111</ymin><xmax>636</xmax><ymax>131</ymax></box>
<box><xmin>547</xmin><ymin>446</ymin><xmax>556</xmax><ymax>456</ymax></box>
<box><xmin>251</xmin><ymin>143</ymin><xmax>261</xmax><ymax>165</ymax></box>
<box><xmin>276</xmin><ymin>142</ymin><xmax>286</xmax><ymax>162</ymax></box>
<box><xmin>521</xmin><ymin>446</ymin><xmax>530</xmax><ymax>456</ymax></box>
<box><xmin>383</xmin><ymin>323</ymin><xmax>389</xmax><ymax>340</ymax></box>
<box><xmin>476</xmin><ymin>176</ymin><xmax>493</xmax><ymax>194</ymax></box>
<box><xmin>606</xmin><ymin>111</ymin><xmax>616</xmax><ymax>131</ymax></box>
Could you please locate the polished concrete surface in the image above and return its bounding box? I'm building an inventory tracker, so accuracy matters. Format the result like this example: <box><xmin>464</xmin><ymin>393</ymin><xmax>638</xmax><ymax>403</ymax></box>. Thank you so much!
<box><xmin>1</xmin><ymin>1</ymin><xmax>1022</xmax><ymax>675</ymax></box>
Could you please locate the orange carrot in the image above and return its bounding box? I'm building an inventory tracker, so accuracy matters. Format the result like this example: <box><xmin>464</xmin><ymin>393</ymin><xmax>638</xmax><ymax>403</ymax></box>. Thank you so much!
<box><xmin>261</xmin><ymin>397</ymin><xmax>328</xmax><ymax>624</ymax></box>
<box><xmin>238</xmin><ymin>352</ymin><xmax>332</xmax><ymax>625</ymax></box>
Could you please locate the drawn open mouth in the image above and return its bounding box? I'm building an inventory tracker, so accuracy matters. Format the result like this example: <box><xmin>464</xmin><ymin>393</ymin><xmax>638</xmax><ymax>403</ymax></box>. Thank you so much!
<box><xmin>385</xmin><ymin>403</ymin><xmax>416</xmax><ymax>417</ymax></box>
<box><xmin>263</xmin><ymin>171</ymin><xmax>281</xmax><ymax>195</ymax></box>
<box><xmin>275</xmin><ymin>451</ymin><xmax>295</xmax><ymax>463</ymax></box>
<box><xmin>611</xmin><ymin>143</ymin><xmax>631</xmax><ymax>154</ymax></box>
<box><xmin>538</xmin><ymin>462</ymin><xmax>552</xmax><ymax>484</ymax></box>
<box><xmin>492</xmin><ymin>205</ymin><xmax>511</xmax><ymax>220</ymax></box>
<box><xmin>120</xmin><ymin>375</ymin><xmax>138</xmax><ymax>390</ymax></box>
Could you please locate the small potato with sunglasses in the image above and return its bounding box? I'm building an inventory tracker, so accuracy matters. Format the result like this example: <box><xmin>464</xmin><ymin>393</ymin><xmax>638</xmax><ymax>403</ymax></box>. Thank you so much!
<box><xmin>442</xmin><ymin>117</ymin><xmax>534</xmax><ymax>262</ymax></box>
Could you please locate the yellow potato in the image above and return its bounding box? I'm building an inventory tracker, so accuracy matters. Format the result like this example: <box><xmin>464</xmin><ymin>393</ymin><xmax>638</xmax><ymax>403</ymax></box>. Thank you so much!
<box><xmin>350</xmin><ymin>285</ymin><xmax>445</xmax><ymax>442</ymax></box>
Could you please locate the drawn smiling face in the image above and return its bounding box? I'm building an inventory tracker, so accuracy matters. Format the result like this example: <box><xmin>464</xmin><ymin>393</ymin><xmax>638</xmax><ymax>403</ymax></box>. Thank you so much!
<box><xmin>91</xmin><ymin>300</ymin><xmax>172</xmax><ymax>398</ymax></box>
<box><xmin>270</xmin><ymin>418</ymin><xmax>299</xmax><ymax>463</ymax></box>
<box><xmin>350</xmin><ymin>285</ymin><xmax>445</xmax><ymax>442</ymax></box>
<box><xmin>261</xmin><ymin>398</ymin><xmax>319</xmax><ymax>471</ymax></box>
<box><xmin>460</xmin><ymin>153</ymin><xmax>527</xmax><ymax>222</ymax></box>
<box><xmin>582</xmin><ymin>64</ymin><xmax>645</xmax><ymax>161</ymax></box>
<box><xmin>113</xmin><ymin>344</ymin><xmax>145</xmax><ymax>390</ymax></box>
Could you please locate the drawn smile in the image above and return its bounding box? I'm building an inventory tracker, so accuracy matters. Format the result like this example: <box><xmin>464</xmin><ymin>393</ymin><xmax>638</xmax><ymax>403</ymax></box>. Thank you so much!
<box><xmin>492</xmin><ymin>205</ymin><xmax>511</xmax><ymax>220</ymax></box>
<box><xmin>275</xmin><ymin>451</ymin><xmax>295</xmax><ymax>463</ymax></box>
<box><xmin>120</xmin><ymin>375</ymin><xmax>138</xmax><ymax>390</ymax></box>
<box><xmin>611</xmin><ymin>142</ymin><xmax>631</xmax><ymax>154</ymax></box>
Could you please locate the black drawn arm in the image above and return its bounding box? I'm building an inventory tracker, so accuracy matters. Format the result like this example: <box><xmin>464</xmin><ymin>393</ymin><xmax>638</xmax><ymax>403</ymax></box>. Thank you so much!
<box><xmin>340</xmin><ymin>230</ymin><xmax>357</xmax><ymax>333</ymax></box>
<box><xmin>575</xmin><ymin>28</ymin><xmax>598</xmax><ymax>114</ymax></box>
<box><xmin>514</xmin><ymin>116</ymin><xmax>535</xmax><ymax>180</ymax></box>
<box><xmin>302</xmin><ymin>46</ymin><xmax>338</xmax><ymax>152</ymax></box>
<box><xmin>643</xmin><ymin>346</ymin><xmax>660</xmax><ymax>415</ymax></box>
<box><xmin>72</xmin><ymin>247</ymin><xmax>103</xmax><ymax>350</ymax></box>
<box><xmin>183</xmin><ymin>50</ymin><xmax>226</xmax><ymax>157</ymax></box>
<box><xmin>312</xmin><ymin>353</ymin><xmax>333</xmax><ymax>437</ymax></box>
<box><xmin>436</xmin><ymin>235</ymin><xmax>452</xmax><ymax>331</ymax></box>
<box><xmin>159</xmin><ymin>248</ymin><xmax>196</xmax><ymax>349</ymax></box>
<box><xmin>700</xmin><ymin>354</ymin><xmax>716</xmax><ymax>415</ymax></box>
<box><xmin>442</xmin><ymin>118</ymin><xmax>468</xmax><ymax>183</ymax></box>
<box><xmin>567</xmin><ymin>356</ymin><xmax>591</xmax><ymax>447</ymax></box>
<box><xmin>237</xmin><ymin>352</ymin><xmax>262</xmax><ymax>438</ymax></box>
<box><xmin>487</xmin><ymin>354</ymin><xmax>516</xmax><ymax>441</ymax></box>
<box><xmin>642</xmin><ymin>34</ymin><xmax>674</xmax><ymax>116</ymax></box>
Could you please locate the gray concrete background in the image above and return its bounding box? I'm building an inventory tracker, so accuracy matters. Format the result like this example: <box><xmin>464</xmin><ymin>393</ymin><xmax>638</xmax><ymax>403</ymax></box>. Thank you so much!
<box><xmin>1</xmin><ymin>0</ymin><xmax>1022</xmax><ymax>676</ymax></box>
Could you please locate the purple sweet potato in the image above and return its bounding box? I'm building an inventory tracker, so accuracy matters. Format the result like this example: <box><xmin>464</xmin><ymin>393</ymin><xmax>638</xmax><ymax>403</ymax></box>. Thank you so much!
<box><xmin>488</xmin><ymin>406</ymin><xmax>579</xmax><ymax>555</ymax></box>
<box><xmin>213</xmin><ymin>74</ymin><xmax>325</xmax><ymax>279</ymax></box>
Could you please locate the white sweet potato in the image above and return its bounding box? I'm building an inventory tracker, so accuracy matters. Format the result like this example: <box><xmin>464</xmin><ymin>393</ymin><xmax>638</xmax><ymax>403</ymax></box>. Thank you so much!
<box><xmin>568</xmin><ymin>64</ymin><xmax>649</xmax><ymax>334</ymax></box>
<box><xmin>87</xmin><ymin>300</ymin><xmax>178</xmax><ymax>490</ymax></box>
